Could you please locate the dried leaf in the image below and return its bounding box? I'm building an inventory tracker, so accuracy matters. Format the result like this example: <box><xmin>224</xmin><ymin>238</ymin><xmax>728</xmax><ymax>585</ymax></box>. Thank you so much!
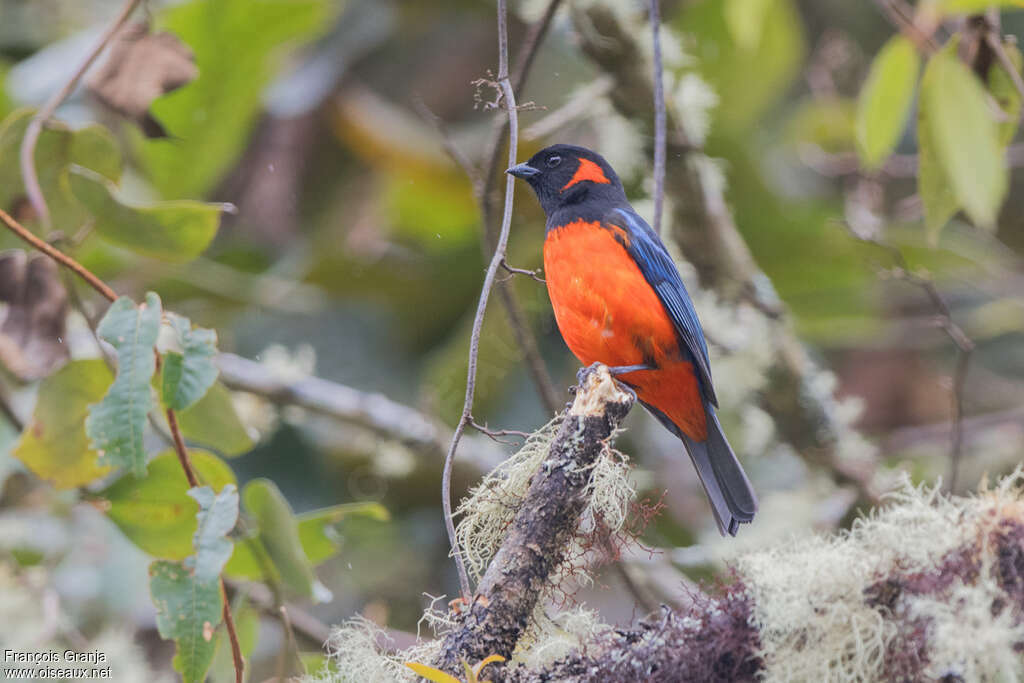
<box><xmin>87</xmin><ymin>23</ymin><xmax>197</xmax><ymax>138</ymax></box>
<box><xmin>0</xmin><ymin>250</ymin><xmax>69</xmax><ymax>380</ymax></box>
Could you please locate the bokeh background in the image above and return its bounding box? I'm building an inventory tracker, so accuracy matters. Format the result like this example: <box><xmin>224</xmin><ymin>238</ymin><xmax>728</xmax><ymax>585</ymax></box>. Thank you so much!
<box><xmin>1</xmin><ymin>0</ymin><xmax>1023</xmax><ymax>678</ymax></box>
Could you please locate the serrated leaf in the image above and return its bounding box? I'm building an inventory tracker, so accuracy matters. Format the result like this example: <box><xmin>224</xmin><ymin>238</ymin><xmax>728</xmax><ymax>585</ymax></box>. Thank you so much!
<box><xmin>68</xmin><ymin>166</ymin><xmax>222</xmax><ymax>263</ymax></box>
<box><xmin>186</xmin><ymin>484</ymin><xmax>238</xmax><ymax>582</ymax></box>
<box><xmin>85</xmin><ymin>293</ymin><xmax>162</xmax><ymax>477</ymax></box>
<box><xmin>856</xmin><ymin>35</ymin><xmax>920</xmax><ymax>169</ymax></box>
<box><xmin>103</xmin><ymin>450</ymin><xmax>236</xmax><ymax>559</ymax></box>
<box><xmin>241</xmin><ymin>478</ymin><xmax>315</xmax><ymax>598</ymax></box>
<box><xmin>988</xmin><ymin>39</ymin><xmax>1023</xmax><ymax>146</ymax></box>
<box><xmin>13</xmin><ymin>359</ymin><xmax>114</xmax><ymax>488</ymax></box>
<box><xmin>150</xmin><ymin>560</ymin><xmax>222</xmax><ymax>683</ymax></box>
<box><xmin>176</xmin><ymin>382</ymin><xmax>254</xmax><ymax>456</ymax></box>
<box><xmin>162</xmin><ymin>313</ymin><xmax>219</xmax><ymax>411</ymax></box>
<box><xmin>918</xmin><ymin>48</ymin><xmax>1007</xmax><ymax>232</ymax></box>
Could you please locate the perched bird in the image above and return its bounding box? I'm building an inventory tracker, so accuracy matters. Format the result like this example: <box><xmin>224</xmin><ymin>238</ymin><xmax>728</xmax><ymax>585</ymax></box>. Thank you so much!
<box><xmin>508</xmin><ymin>144</ymin><xmax>757</xmax><ymax>536</ymax></box>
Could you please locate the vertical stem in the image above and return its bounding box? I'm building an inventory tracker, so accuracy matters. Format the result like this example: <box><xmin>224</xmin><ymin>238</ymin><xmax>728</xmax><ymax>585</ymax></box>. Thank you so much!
<box><xmin>442</xmin><ymin>0</ymin><xmax>521</xmax><ymax>601</ymax></box>
<box><xmin>649</xmin><ymin>0</ymin><xmax>667</xmax><ymax>236</ymax></box>
<box><xmin>220</xmin><ymin>582</ymin><xmax>245</xmax><ymax>683</ymax></box>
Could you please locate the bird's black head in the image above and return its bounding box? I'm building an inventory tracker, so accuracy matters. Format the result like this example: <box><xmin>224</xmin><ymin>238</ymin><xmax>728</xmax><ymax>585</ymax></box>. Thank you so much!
<box><xmin>507</xmin><ymin>144</ymin><xmax>627</xmax><ymax>221</ymax></box>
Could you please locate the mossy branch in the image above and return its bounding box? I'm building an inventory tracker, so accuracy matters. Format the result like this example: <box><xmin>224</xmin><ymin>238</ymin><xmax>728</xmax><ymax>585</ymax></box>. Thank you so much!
<box><xmin>433</xmin><ymin>364</ymin><xmax>634</xmax><ymax>675</ymax></box>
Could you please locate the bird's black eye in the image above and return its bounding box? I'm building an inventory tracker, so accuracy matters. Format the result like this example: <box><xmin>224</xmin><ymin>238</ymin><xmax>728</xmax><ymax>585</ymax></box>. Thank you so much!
<box><xmin>546</xmin><ymin>155</ymin><xmax>562</xmax><ymax>168</ymax></box>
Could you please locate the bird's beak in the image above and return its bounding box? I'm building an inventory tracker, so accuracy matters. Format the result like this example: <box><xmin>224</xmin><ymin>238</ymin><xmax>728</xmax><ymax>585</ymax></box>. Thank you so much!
<box><xmin>506</xmin><ymin>163</ymin><xmax>540</xmax><ymax>179</ymax></box>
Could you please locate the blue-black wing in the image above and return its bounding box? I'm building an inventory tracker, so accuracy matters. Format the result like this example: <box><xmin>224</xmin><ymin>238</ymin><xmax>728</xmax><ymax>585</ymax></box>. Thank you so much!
<box><xmin>605</xmin><ymin>207</ymin><xmax>718</xmax><ymax>407</ymax></box>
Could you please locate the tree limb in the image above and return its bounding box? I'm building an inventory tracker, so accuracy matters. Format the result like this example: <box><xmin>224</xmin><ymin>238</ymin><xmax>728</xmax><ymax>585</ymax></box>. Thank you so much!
<box><xmin>434</xmin><ymin>364</ymin><xmax>634</xmax><ymax>674</ymax></box>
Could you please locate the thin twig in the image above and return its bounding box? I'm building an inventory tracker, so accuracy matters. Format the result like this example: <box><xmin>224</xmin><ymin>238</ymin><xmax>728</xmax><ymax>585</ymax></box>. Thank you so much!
<box><xmin>475</xmin><ymin>0</ymin><xmax>566</xmax><ymax>417</ymax></box>
<box><xmin>3</xmin><ymin>177</ymin><xmax>245</xmax><ymax>683</ymax></box>
<box><xmin>166</xmin><ymin>406</ymin><xmax>200</xmax><ymax>487</ymax></box>
<box><xmin>221</xmin><ymin>591</ymin><xmax>244</xmax><ymax>683</ymax></box>
<box><xmin>500</xmin><ymin>259</ymin><xmax>545</xmax><ymax>283</ymax></box>
<box><xmin>19</xmin><ymin>0</ymin><xmax>143</xmax><ymax>227</ymax></box>
<box><xmin>166</xmin><ymin>398</ymin><xmax>244</xmax><ymax>681</ymax></box>
<box><xmin>0</xmin><ymin>209</ymin><xmax>117</xmax><ymax>302</ymax></box>
<box><xmin>412</xmin><ymin>96</ymin><xmax>482</xmax><ymax>196</ymax></box>
<box><xmin>836</xmin><ymin>221</ymin><xmax>975</xmax><ymax>491</ymax></box>
<box><xmin>872</xmin><ymin>0</ymin><xmax>939</xmax><ymax>54</ymax></box>
<box><xmin>649</xmin><ymin>0</ymin><xmax>666</xmax><ymax>236</ymax></box>
<box><xmin>442</xmin><ymin>0</ymin><xmax>523</xmax><ymax>601</ymax></box>
<box><xmin>469</xmin><ymin>418</ymin><xmax>531</xmax><ymax>443</ymax></box>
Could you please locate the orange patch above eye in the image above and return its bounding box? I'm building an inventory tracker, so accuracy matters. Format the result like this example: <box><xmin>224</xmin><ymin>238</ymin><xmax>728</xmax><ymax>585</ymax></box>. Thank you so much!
<box><xmin>561</xmin><ymin>158</ymin><xmax>611</xmax><ymax>191</ymax></box>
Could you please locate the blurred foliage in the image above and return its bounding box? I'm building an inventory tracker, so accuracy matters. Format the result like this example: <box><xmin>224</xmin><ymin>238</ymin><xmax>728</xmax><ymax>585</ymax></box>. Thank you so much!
<box><xmin>0</xmin><ymin>0</ymin><xmax>1023</xmax><ymax>678</ymax></box>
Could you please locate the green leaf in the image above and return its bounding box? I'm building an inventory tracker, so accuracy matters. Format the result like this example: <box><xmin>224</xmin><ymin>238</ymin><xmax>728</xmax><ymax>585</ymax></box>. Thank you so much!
<box><xmin>683</xmin><ymin>0</ymin><xmax>804</xmax><ymax>132</ymax></box>
<box><xmin>856</xmin><ymin>35</ymin><xmax>920</xmax><ymax>169</ymax></box>
<box><xmin>13</xmin><ymin>359</ymin><xmax>115</xmax><ymax>489</ymax></box>
<box><xmin>786</xmin><ymin>98</ymin><xmax>856</xmax><ymax>153</ymax></box>
<box><xmin>241</xmin><ymin>478</ymin><xmax>315</xmax><ymax>598</ymax></box>
<box><xmin>68</xmin><ymin>167</ymin><xmax>222</xmax><ymax>263</ymax></box>
<box><xmin>0</xmin><ymin>108</ymin><xmax>121</xmax><ymax>230</ymax></box>
<box><xmin>723</xmin><ymin>0</ymin><xmax>775</xmax><ymax>51</ymax></box>
<box><xmin>150</xmin><ymin>560</ymin><xmax>222</xmax><ymax>683</ymax></box>
<box><xmin>85</xmin><ymin>293</ymin><xmax>162</xmax><ymax>477</ymax></box>
<box><xmin>139</xmin><ymin>0</ymin><xmax>333</xmax><ymax>198</ymax></box>
<box><xmin>176</xmin><ymin>382</ymin><xmax>254</xmax><ymax>456</ymax></box>
<box><xmin>918</xmin><ymin>48</ymin><xmax>1007</xmax><ymax>232</ymax></box>
<box><xmin>987</xmin><ymin>39</ymin><xmax>1023</xmax><ymax>146</ymax></box>
<box><xmin>936</xmin><ymin>0</ymin><xmax>1024</xmax><ymax>12</ymax></box>
<box><xmin>210</xmin><ymin>606</ymin><xmax>259</xmax><ymax>682</ymax></box>
<box><xmin>103</xmin><ymin>450</ymin><xmax>236</xmax><ymax>559</ymax></box>
<box><xmin>297</xmin><ymin>502</ymin><xmax>389</xmax><ymax>565</ymax></box>
<box><xmin>162</xmin><ymin>313</ymin><xmax>219</xmax><ymax>411</ymax></box>
<box><xmin>186</xmin><ymin>484</ymin><xmax>238</xmax><ymax>582</ymax></box>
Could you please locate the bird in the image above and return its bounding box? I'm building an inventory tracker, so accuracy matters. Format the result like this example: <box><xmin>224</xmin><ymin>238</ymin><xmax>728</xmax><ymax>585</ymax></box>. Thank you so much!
<box><xmin>507</xmin><ymin>143</ymin><xmax>757</xmax><ymax>536</ymax></box>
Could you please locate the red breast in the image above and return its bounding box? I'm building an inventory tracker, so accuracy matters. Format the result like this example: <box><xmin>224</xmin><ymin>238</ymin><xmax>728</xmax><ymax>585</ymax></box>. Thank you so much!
<box><xmin>544</xmin><ymin>220</ymin><xmax>708</xmax><ymax>440</ymax></box>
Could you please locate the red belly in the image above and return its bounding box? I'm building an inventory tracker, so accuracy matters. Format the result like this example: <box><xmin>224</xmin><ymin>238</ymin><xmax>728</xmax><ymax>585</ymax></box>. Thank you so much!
<box><xmin>543</xmin><ymin>221</ymin><xmax>708</xmax><ymax>440</ymax></box>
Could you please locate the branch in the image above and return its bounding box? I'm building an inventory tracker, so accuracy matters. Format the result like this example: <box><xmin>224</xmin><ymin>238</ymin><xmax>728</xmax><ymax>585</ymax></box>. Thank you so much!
<box><xmin>649</xmin><ymin>0</ymin><xmax>666</xmax><ymax>236</ymax></box>
<box><xmin>835</xmin><ymin>222</ymin><xmax>975</xmax><ymax>491</ymax></box>
<box><xmin>0</xmin><ymin>209</ymin><xmax>117</xmax><ymax>303</ymax></box>
<box><xmin>0</xmin><ymin>189</ymin><xmax>245</xmax><ymax>683</ymax></box>
<box><xmin>216</xmin><ymin>352</ymin><xmax>444</xmax><ymax>452</ymax></box>
<box><xmin>19</xmin><ymin>0</ymin><xmax>143</xmax><ymax>228</ymax></box>
<box><xmin>441</xmin><ymin>0</ymin><xmax>526</xmax><ymax>601</ymax></box>
<box><xmin>434</xmin><ymin>364</ymin><xmax>634</xmax><ymax>674</ymax></box>
<box><xmin>464</xmin><ymin>476</ymin><xmax>1024</xmax><ymax>682</ymax></box>
<box><xmin>474</xmin><ymin>0</ymin><xmax>567</xmax><ymax>418</ymax></box>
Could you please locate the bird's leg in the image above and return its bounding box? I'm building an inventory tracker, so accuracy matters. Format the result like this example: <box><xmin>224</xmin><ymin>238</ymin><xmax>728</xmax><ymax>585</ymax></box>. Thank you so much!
<box><xmin>606</xmin><ymin>363</ymin><xmax>653</xmax><ymax>376</ymax></box>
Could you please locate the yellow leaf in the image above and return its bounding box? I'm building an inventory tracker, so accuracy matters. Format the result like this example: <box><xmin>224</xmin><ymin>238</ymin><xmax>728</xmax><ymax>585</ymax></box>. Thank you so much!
<box><xmin>473</xmin><ymin>654</ymin><xmax>506</xmax><ymax>681</ymax></box>
<box><xmin>404</xmin><ymin>661</ymin><xmax>462</xmax><ymax>683</ymax></box>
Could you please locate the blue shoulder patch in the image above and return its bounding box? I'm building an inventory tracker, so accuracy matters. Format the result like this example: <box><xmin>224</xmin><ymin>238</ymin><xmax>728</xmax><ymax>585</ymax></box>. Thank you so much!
<box><xmin>607</xmin><ymin>207</ymin><xmax>717</xmax><ymax>407</ymax></box>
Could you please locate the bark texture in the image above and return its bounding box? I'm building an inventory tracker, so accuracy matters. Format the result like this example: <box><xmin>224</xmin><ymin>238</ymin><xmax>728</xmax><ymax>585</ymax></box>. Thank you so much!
<box><xmin>433</xmin><ymin>364</ymin><xmax>634</xmax><ymax>674</ymax></box>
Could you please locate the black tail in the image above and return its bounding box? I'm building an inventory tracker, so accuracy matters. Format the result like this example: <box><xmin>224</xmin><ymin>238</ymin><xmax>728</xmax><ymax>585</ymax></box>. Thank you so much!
<box><xmin>680</xmin><ymin>410</ymin><xmax>757</xmax><ymax>536</ymax></box>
